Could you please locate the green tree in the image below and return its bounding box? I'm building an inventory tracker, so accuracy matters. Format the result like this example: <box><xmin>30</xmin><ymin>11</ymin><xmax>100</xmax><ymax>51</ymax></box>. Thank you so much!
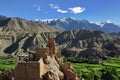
<box><xmin>82</xmin><ymin>72</ymin><xmax>94</xmax><ymax>80</ymax></box>
<box><xmin>101</xmin><ymin>67</ymin><xmax>120</xmax><ymax>80</ymax></box>
<box><xmin>93</xmin><ymin>70</ymin><xmax>101</xmax><ymax>80</ymax></box>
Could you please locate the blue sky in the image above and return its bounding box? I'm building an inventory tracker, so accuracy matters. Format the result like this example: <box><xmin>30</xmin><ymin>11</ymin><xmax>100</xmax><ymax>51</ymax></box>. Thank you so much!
<box><xmin>0</xmin><ymin>0</ymin><xmax>120</xmax><ymax>24</ymax></box>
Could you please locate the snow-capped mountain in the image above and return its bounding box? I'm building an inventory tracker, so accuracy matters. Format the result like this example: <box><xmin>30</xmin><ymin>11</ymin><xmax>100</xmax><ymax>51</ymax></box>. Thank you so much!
<box><xmin>34</xmin><ymin>17</ymin><xmax>120</xmax><ymax>33</ymax></box>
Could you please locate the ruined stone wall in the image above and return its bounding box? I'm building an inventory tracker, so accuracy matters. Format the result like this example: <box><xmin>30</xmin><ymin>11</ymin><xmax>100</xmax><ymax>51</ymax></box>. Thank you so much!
<box><xmin>47</xmin><ymin>38</ymin><xmax>55</xmax><ymax>55</ymax></box>
<box><xmin>55</xmin><ymin>48</ymin><xmax>62</xmax><ymax>58</ymax></box>
<box><xmin>26</xmin><ymin>61</ymin><xmax>42</xmax><ymax>80</ymax></box>
<box><xmin>35</xmin><ymin>47</ymin><xmax>49</xmax><ymax>58</ymax></box>
<box><xmin>14</xmin><ymin>38</ymin><xmax>80</xmax><ymax>80</ymax></box>
<box><xmin>15</xmin><ymin>61</ymin><xmax>42</xmax><ymax>80</ymax></box>
<box><xmin>15</xmin><ymin>62</ymin><xmax>26</xmax><ymax>80</ymax></box>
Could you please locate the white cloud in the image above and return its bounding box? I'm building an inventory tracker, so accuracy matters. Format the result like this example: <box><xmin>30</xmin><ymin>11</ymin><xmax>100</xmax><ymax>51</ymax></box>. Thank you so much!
<box><xmin>49</xmin><ymin>3</ymin><xmax>85</xmax><ymax>14</ymax></box>
<box><xmin>57</xmin><ymin>9</ymin><xmax>68</xmax><ymax>13</ymax></box>
<box><xmin>69</xmin><ymin>7</ymin><xmax>85</xmax><ymax>14</ymax></box>
<box><xmin>34</xmin><ymin>4</ymin><xmax>40</xmax><ymax>12</ymax></box>
<box><xmin>49</xmin><ymin>4</ymin><xmax>59</xmax><ymax>9</ymax></box>
<box><xmin>49</xmin><ymin>3</ymin><xmax>67</xmax><ymax>14</ymax></box>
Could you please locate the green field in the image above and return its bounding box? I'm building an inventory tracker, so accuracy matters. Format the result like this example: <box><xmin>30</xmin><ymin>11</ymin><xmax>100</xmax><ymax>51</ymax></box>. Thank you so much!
<box><xmin>71</xmin><ymin>57</ymin><xmax>120</xmax><ymax>80</ymax></box>
<box><xmin>0</xmin><ymin>55</ymin><xmax>17</xmax><ymax>72</ymax></box>
<box><xmin>72</xmin><ymin>58</ymin><xmax>120</xmax><ymax>73</ymax></box>
<box><xmin>0</xmin><ymin>55</ymin><xmax>120</xmax><ymax>80</ymax></box>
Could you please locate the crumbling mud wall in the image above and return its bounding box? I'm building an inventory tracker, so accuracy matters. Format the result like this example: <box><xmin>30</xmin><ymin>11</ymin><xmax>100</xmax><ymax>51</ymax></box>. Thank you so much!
<box><xmin>15</xmin><ymin>61</ymin><xmax>43</xmax><ymax>80</ymax></box>
<box><xmin>35</xmin><ymin>47</ymin><xmax>50</xmax><ymax>59</ymax></box>
<box><xmin>47</xmin><ymin>38</ymin><xmax>55</xmax><ymax>55</ymax></box>
<box><xmin>14</xmin><ymin>38</ymin><xmax>81</xmax><ymax>80</ymax></box>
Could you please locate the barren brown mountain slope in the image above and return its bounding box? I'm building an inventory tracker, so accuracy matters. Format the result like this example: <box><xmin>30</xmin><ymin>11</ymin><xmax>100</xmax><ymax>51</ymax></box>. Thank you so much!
<box><xmin>55</xmin><ymin>30</ymin><xmax>120</xmax><ymax>59</ymax></box>
<box><xmin>0</xmin><ymin>18</ymin><xmax>56</xmax><ymax>33</ymax></box>
<box><xmin>0</xmin><ymin>17</ymin><xmax>57</xmax><ymax>55</ymax></box>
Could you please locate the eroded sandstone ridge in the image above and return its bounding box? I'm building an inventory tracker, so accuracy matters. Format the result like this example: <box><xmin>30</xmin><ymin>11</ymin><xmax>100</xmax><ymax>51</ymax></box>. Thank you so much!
<box><xmin>14</xmin><ymin>38</ymin><xmax>80</xmax><ymax>80</ymax></box>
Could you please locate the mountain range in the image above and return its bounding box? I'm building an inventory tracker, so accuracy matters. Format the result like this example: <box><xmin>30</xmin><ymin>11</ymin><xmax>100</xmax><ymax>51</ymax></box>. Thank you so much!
<box><xmin>34</xmin><ymin>17</ymin><xmax>120</xmax><ymax>33</ymax></box>
<box><xmin>1</xmin><ymin>29</ymin><xmax>120</xmax><ymax>59</ymax></box>
<box><xmin>0</xmin><ymin>15</ymin><xmax>120</xmax><ymax>59</ymax></box>
<box><xmin>55</xmin><ymin>30</ymin><xmax>120</xmax><ymax>59</ymax></box>
<box><xmin>0</xmin><ymin>15</ymin><xmax>56</xmax><ymax>33</ymax></box>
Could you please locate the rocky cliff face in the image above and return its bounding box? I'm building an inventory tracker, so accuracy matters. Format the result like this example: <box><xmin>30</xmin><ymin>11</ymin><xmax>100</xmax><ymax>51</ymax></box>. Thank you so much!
<box><xmin>55</xmin><ymin>30</ymin><xmax>120</xmax><ymax>59</ymax></box>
